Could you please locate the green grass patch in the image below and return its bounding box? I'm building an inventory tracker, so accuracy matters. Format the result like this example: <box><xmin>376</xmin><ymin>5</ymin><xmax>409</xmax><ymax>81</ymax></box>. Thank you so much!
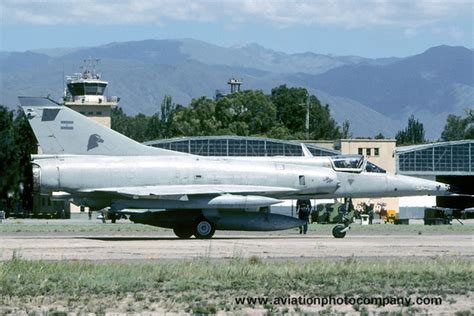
<box><xmin>1</xmin><ymin>257</ymin><xmax>472</xmax><ymax>313</ymax></box>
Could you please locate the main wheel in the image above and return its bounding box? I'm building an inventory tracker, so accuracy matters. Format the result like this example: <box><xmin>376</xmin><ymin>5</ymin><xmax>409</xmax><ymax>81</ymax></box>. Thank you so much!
<box><xmin>173</xmin><ymin>226</ymin><xmax>194</xmax><ymax>239</ymax></box>
<box><xmin>332</xmin><ymin>224</ymin><xmax>347</xmax><ymax>239</ymax></box>
<box><xmin>194</xmin><ymin>219</ymin><xmax>215</xmax><ymax>239</ymax></box>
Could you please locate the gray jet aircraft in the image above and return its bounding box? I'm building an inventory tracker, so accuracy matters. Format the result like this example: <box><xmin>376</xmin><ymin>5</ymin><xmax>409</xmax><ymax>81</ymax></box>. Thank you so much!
<box><xmin>19</xmin><ymin>97</ymin><xmax>451</xmax><ymax>238</ymax></box>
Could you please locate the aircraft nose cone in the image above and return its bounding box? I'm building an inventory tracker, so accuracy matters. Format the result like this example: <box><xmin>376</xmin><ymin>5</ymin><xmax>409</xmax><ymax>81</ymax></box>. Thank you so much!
<box><xmin>435</xmin><ymin>182</ymin><xmax>450</xmax><ymax>192</ymax></box>
<box><xmin>425</xmin><ymin>180</ymin><xmax>450</xmax><ymax>195</ymax></box>
<box><xmin>391</xmin><ymin>175</ymin><xmax>451</xmax><ymax>196</ymax></box>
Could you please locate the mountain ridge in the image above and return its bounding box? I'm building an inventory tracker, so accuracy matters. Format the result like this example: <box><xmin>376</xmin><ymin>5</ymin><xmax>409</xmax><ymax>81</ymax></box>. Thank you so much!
<box><xmin>1</xmin><ymin>39</ymin><xmax>472</xmax><ymax>139</ymax></box>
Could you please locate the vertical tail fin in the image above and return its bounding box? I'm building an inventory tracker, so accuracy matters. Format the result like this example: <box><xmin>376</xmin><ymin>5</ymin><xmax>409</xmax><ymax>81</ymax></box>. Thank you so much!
<box><xmin>19</xmin><ymin>97</ymin><xmax>186</xmax><ymax>156</ymax></box>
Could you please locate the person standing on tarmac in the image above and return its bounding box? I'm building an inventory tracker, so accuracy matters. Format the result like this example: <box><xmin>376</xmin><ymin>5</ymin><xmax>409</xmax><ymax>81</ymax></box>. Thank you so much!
<box><xmin>297</xmin><ymin>200</ymin><xmax>311</xmax><ymax>234</ymax></box>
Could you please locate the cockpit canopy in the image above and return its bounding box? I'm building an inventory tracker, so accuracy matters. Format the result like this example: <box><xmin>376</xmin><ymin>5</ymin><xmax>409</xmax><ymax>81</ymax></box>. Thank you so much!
<box><xmin>330</xmin><ymin>155</ymin><xmax>386</xmax><ymax>173</ymax></box>
<box><xmin>365</xmin><ymin>161</ymin><xmax>386</xmax><ymax>173</ymax></box>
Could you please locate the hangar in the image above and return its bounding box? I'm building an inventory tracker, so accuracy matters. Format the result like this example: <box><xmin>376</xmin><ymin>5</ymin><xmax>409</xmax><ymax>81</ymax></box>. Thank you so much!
<box><xmin>395</xmin><ymin>140</ymin><xmax>474</xmax><ymax>210</ymax></box>
<box><xmin>145</xmin><ymin>136</ymin><xmax>339</xmax><ymax>157</ymax></box>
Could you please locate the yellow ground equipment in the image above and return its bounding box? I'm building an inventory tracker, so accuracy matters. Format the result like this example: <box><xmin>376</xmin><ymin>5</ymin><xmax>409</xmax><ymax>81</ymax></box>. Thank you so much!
<box><xmin>384</xmin><ymin>210</ymin><xmax>397</xmax><ymax>224</ymax></box>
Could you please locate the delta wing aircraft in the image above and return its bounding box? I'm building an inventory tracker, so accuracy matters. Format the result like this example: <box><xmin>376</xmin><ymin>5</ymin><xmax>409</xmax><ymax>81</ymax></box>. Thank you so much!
<box><xmin>19</xmin><ymin>97</ymin><xmax>450</xmax><ymax>238</ymax></box>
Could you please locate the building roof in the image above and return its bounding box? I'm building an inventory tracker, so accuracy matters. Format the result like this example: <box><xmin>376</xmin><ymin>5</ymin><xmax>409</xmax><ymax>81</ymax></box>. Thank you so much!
<box><xmin>145</xmin><ymin>135</ymin><xmax>340</xmax><ymax>157</ymax></box>
<box><xmin>395</xmin><ymin>139</ymin><xmax>474</xmax><ymax>175</ymax></box>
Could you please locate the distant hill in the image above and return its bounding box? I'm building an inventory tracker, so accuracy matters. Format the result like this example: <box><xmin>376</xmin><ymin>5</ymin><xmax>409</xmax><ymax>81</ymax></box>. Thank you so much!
<box><xmin>288</xmin><ymin>45</ymin><xmax>474</xmax><ymax>138</ymax></box>
<box><xmin>1</xmin><ymin>40</ymin><xmax>472</xmax><ymax>139</ymax></box>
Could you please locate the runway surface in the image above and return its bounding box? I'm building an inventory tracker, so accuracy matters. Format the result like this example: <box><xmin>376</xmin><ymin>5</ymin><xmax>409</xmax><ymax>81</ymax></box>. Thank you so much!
<box><xmin>1</xmin><ymin>214</ymin><xmax>473</xmax><ymax>261</ymax></box>
<box><xmin>2</xmin><ymin>232</ymin><xmax>473</xmax><ymax>261</ymax></box>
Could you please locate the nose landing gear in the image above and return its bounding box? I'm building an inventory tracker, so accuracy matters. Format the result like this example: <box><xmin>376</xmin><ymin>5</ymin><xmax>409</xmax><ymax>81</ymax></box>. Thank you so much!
<box><xmin>332</xmin><ymin>201</ymin><xmax>352</xmax><ymax>238</ymax></box>
<box><xmin>332</xmin><ymin>223</ymin><xmax>350</xmax><ymax>238</ymax></box>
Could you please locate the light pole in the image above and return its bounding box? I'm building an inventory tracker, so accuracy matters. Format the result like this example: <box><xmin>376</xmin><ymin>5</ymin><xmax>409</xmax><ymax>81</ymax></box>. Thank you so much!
<box><xmin>305</xmin><ymin>92</ymin><xmax>310</xmax><ymax>139</ymax></box>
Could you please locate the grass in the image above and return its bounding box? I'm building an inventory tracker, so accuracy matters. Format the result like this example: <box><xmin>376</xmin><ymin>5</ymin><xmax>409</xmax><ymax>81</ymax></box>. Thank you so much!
<box><xmin>1</xmin><ymin>256</ymin><xmax>473</xmax><ymax>314</ymax></box>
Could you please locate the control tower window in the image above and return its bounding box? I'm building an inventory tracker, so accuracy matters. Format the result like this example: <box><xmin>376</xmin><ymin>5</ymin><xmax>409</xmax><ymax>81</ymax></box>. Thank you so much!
<box><xmin>67</xmin><ymin>83</ymin><xmax>106</xmax><ymax>96</ymax></box>
<box><xmin>365</xmin><ymin>161</ymin><xmax>386</xmax><ymax>173</ymax></box>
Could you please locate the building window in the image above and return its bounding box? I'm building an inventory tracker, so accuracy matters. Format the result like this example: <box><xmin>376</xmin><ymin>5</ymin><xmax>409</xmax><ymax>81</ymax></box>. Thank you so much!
<box><xmin>366</xmin><ymin>148</ymin><xmax>371</xmax><ymax>156</ymax></box>
<box><xmin>358</xmin><ymin>148</ymin><xmax>363</xmax><ymax>155</ymax></box>
<box><xmin>96</xmin><ymin>111</ymin><xmax>102</xmax><ymax>115</ymax></box>
<box><xmin>88</xmin><ymin>112</ymin><xmax>93</xmax><ymax>115</ymax></box>
<box><xmin>374</xmin><ymin>148</ymin><xmax>380</xmax><ymax>156</ymax></box>
<box><xmin>79</xmin><ymin>111</ymin><xmax>85</xmax><ymax>115</ymax></box>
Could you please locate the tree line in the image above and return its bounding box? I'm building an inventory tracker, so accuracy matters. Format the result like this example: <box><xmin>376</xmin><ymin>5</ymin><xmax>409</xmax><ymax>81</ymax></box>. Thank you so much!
<box><xmin>112</xmin><ymin>85</ymin><xmax>350</xmax><ymax>142</ymax></box>
<box><xmin>394</xmin><ymin>110</ymin><xmax>473</xmax><ymax>146</ymax></box>
<box><xmin>0</xmin><ymin>107</ymin><xmax>37</xmax><ymax>212</ymax></box>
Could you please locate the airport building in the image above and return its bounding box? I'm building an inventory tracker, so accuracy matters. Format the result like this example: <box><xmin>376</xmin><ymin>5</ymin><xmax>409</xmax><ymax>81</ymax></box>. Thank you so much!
<box><xmin>396</xmin><ymin>140</ymin><xmax>474</xmax><ymax>211</ymax></box>
<box><xmin>62</xmin><ymin>59</ymin><xmax>118</xmax><ymax>128</ymax></box>
<box><xmin>145</xmin><ymin>136</ymin><xmax>339</xmax><ymax>157</ymax></box>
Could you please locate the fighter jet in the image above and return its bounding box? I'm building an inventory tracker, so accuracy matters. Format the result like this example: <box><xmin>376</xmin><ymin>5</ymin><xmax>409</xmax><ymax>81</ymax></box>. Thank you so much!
<box><xmin>19</xmin><ymin>97</ymin><xmax>450</xmax><ymax>238</ymax></box>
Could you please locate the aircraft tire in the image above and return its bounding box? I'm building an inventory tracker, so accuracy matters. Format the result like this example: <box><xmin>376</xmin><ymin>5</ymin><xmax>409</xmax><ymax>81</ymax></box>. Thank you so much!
<box><xmin>173</xmin><ymin>227</ymin><xmax>194</xmax><ymax>239</ymax></box>
<box><xmin>332</xmin><ymin>224</ymin><xmax>347</xmax><ymax>238</ymax></box>
<box><xmin>194</xmin><ymin>219</ymin><xmax>215</xmax><ymax>239</ymax></box>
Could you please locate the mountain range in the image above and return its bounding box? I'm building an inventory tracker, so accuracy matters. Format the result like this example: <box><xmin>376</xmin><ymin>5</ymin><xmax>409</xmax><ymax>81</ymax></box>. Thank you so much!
<box><xmin>1</xmin><ymin>39</ymin><xmax>472</xmax><ymax>139</ymax></box>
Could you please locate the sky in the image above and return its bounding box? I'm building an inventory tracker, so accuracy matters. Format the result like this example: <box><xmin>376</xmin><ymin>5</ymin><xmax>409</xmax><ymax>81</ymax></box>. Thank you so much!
<box><xmin>1</xmin><ymin>0</ymin><xmax>473</xmax><ymax>58</ymax></box>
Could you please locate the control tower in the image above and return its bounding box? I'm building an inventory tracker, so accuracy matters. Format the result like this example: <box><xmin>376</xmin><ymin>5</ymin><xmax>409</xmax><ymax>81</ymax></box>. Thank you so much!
<box><xmin>215</xmin><ymin>78</ymin><xmax>243</xmax><ymax>100</ymax></box>
<box><xmin>228</xmin><ymin>78</ymin><xmax>243</xmax><ymax>93</ymax></box>
<box><xmin>63</xmin><ymin>59</ymin><xmax>119</xmax><ymax>128</ymax></box>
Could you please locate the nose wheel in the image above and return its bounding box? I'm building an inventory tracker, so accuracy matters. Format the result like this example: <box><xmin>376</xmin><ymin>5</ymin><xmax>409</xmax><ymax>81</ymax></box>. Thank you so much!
<box><xmin>332</xmin><ymin>211</ymin><xmax>351</xmax><ymax>238</ymax></box>
<box><xmin>332</xmin><ymin>224</ymin><xmax>350</xmax><ymax>238</ymax></box>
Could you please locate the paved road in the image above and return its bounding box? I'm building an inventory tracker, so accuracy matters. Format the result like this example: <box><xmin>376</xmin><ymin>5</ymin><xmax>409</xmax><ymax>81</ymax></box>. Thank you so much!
<box><xmin>2</xmin><ymin>233</ymin><xmax>472</xmax><ymax>261</ymax></box>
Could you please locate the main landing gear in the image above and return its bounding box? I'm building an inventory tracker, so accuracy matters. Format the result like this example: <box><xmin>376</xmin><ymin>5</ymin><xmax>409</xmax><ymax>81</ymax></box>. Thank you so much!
<box><xmin>173</xmin><ymin>218</ymin><xmax>215</xmax><ymax>239</ymax></box>
<box><xmin>173</xmin><ymin>226</ymin><xmax>194</xmax><ymax>239</ymax></box>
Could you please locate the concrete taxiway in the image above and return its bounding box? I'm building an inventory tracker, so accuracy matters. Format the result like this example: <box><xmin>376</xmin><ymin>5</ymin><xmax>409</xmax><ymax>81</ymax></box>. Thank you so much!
<box><xmin>1</xmin><ymin>231</ymin><xmax>473</xmax><ymax>262</ymax></box>
<box><xmin>1</xmin><ymin>214</ymin><xmax>473</xmax><ymax>262</ymax></box>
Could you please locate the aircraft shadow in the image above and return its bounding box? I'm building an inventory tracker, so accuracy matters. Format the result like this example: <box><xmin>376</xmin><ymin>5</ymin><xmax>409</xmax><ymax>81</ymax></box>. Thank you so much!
<box><xmin>82</xmin><ymin>236</ymin><xmax>319</xmax><ymax>241</ymax></box>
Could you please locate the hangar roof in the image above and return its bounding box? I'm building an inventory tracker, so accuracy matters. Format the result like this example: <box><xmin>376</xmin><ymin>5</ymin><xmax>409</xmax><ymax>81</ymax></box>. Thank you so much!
<box><xmin>145</xmin><ymin>136</ymin><xmax>339</xmax><ymax>157</ymax></box>
<box><xmin>395</xmin><ymin>140</ymin><xmax>474</xmax><ymax>175</ymax></box>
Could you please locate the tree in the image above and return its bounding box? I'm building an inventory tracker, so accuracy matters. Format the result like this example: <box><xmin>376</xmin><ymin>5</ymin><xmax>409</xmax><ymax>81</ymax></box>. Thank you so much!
<box><xmin>271</xmin><ymin>85</ymin><xmax>307</xmax><ymax>133</ymax></box>
<box><xmin>440</xmin><ymin>109</ymin><xmax>474</xmax><ymax>141</ymax></box>
<box><xmin>170</xmin><ymin>96</ymin><xmax>221</xmax><ymax>136</ymax></box>
<box><xmin>271</xmin><ymin>85</ymin><xmax>342</xmax><ymax>140</ymax></box>
<box><xmin>111</xmin><ymin>107</ymin><xmax>131</xmax><ymax>136</ymax></box>
<box><xmin>0</xmin><ymin>106</ymin><xmax>36</xmax><ymax>214</ymax></box>
<box><xmin>112</xmin><ymin>85</ymin><xmax>345</xmax><ymax>141</ymax></box>
<box><xmin>0</xmin><ymin>106</ymin><xmax>15</xmax><ymax>205</ymax></box>
<box><xmin>374</xmin><ymin>132</ymin><xmax>385</xmax><ymax>139</ymax></box>
<box><xmin>12</xmin><ymin>110</ymin><xmax>37</xmax><ymax>212</ymax></box>
<box><xmin>341</xmin><ymin>120</ymin><xmax>351</xmax><ymax>139</ymax></box>
<box><xmin>395</xmin><ymin>115</ymin><xmax>425</xmax><ymax>145</ymax></box>
<box><xmin>158</xmin><ymin>95</ymin><xmax>177</xmax><ymax>139</ymax></box>
<box><xmin>307</xmin><ymin>98</ymin><xmax>342</xmax><ymax>140</ymax></box>
<box><xmin>216</xmin><ymin>90</ymin><xmax>277</xmax><ymax>136</ymax></box>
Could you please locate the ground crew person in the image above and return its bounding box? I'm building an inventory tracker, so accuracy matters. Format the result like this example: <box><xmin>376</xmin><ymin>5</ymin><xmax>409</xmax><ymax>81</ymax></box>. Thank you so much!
<box><xmin>297</xmin><ymin>200</ymin><xmax>311</xmax><ymax>234</ymax></box>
